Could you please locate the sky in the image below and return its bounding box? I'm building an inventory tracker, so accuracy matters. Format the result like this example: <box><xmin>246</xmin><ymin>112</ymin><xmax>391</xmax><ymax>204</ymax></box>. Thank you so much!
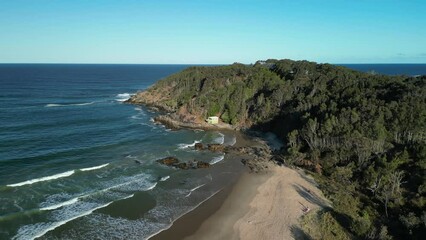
<box><xmin>0</xmin><ymin>0</ymin><xmax>425</xmax><ymax>64</ymax></box>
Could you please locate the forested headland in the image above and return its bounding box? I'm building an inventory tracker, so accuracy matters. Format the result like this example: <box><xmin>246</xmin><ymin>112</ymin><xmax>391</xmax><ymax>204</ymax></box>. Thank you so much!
<box><xmin>129</xmin><ymin>59</ymin><xmax>425</xmax><ymax>239</ymax></box>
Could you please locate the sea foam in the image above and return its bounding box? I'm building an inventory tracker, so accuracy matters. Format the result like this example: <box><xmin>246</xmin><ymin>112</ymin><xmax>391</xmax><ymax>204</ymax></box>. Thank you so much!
<box><xmin>185</xmin><ymin>184</ymin><xmax>205</xmax><ymax>198</ymax></box>
<box><xmin>80</xmin><ymin>163</ymin><xmax>109</xmax><ymax>172</ymax></box>
<box><xmin>210</xmin><ymin>154</ymin><xmax>225</xmax><ymax>165</ymax></box>
<box><xmin>45</xmin><ymin>102</ymin><xmax>95</xmax><ymax>107</ymax></box>
<box><xmin>160</xmin><ymin>176</ymin><xmax>170</xmax><ymax>181</ymax></box>
<box><xmin>213</xmin><ymin>132</ymin><xmax>225</xmax><ymax>144</ymax></box>
<box><xmin>115</xmin><ymin>93</ymin><xmax>132</xmax><ymax>102</ymax></box>
<box><xmin>14</xmin><ymin>201</ymin><xmax>114</xmax><ymax>240</ymax></box>
<box><xmin>177</xmin><ymin>140</ymin><xmax>201</xmax><ymax>149</ymax></box>
<box><xmin>7</xmin><ymin>170</ymin><xmax>75</xmax><ymax>187</ymax></box>
<box><xmin>40</xmin><ymin>198</ymin><xmax>79</xmax><ymax>211</ymax></box>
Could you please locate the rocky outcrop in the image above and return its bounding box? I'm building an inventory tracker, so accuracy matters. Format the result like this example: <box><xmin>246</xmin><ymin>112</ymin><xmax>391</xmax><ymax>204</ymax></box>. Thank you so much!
<box><xmin>196</xmin><ymin>161</ymin><xmax>210</xmax><ymax>168</ymax></box>
<box><xmin>156</xmin><ymin>157</ymin><xmax>179</xmax><ymax>166</ymax></box>
<box><xmin>192</xmin><ymin>141</ymin><xmax>273</xmax><ymax>173</ymax></box>
<box><xmin>195</xmin><ymin>143</ymin><xmax>204</xmax><ymax>150</ymax></box>
<box><xmin>207</xmin><ymin>144</ymin><xmax>225</xmax><ymax>152</ymax></box>
<box><xmin>156</xmin><ymin>157</ymin><xmax>210</xmax><ymax>170</ymax></box>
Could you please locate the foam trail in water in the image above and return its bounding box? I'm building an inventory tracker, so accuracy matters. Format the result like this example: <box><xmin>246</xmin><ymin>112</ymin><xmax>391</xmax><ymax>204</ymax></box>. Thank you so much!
<box><xmin>178</xmin><ymin>140</ymin><xmax>201</xmax><ymax>149</ymax></box>
<box><xmin>115</xmin><ymin>93</ymin><xmax>132</xmax><ymax>102</ymax></box>
<box><xmin>80</xmin><ymin>163</ymin><xmax>109</xmax><ymax>172</ymax></box>
<box><xmin>210</xmin><ymin>154</ymin><xmax>225</xmax><ymax>165</ymax></box>
<box><xmin>160</xmin><ymin>176</ymin><xmax>170</xmax><ymax>181</ymax></box>
<box><xmin>45</xmin><ymin>102</ymin><xmax>95</xmax><ymax>107</ymax></box>
<box><xmin>40</xmin><ymin>198</ymin><xmax>79</xmax><ymax>211</ymax></box>
<box><xmin>7</xmin><ymin>170</ymin><xmax>75</xmax><ymax>187</ymax></box>
<box><xmin>185</xmin><ymin>184</ymin><xmax>206</xmax><ymax>197</ymax></box>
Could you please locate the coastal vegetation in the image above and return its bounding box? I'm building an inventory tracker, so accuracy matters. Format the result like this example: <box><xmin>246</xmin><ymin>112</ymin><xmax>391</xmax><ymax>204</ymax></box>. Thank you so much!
<box><xmin>129</xmin><ymin>59</ymin><xmax>426</xmax><ymax>239</ymax></box>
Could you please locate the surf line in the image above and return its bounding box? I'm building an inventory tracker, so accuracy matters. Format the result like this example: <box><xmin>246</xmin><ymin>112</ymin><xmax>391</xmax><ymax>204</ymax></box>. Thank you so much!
<box><xmin>7</xmin><ymin>170</ymin><xmax>75</xmax><ymax>187</ymax></box>
<box><xmin>7</xmin><ymin>163</ymin><xmax>109</xmax><ymax>187</ymax></box>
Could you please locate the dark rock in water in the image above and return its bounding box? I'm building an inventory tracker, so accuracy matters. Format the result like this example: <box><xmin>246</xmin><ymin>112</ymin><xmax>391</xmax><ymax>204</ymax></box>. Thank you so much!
<box><xmin>196</xmin><ymin>161</ymin><xmax>210</xmax><ymax>168</ymax></box>
<box><xmin>175</xmin><ymin>162</ymin><xmax>189</xmax><ymax>170</ymax></box>
<box><xmin>156</xmin><ymin>157</ymin><xmax>210</xmax><ymax>170</ymax></box>
<box><xmin>156</xmin><ymin>157</ymin><xmax>179</xmax><ymax>166</ymax></box>
<box><xmin>134</xmin><ymin>160</ymin><xmax>143</xmax><ymax>164</ymax></box>
<box><xmin>194</xmin><ymin>143</ymin><xmax>204</xmax><ymax>150</ymax></box>
<box><xmin>208</xmin><ymin>144</ymin><xmax>225</xmax><ymax>152</ymax></box>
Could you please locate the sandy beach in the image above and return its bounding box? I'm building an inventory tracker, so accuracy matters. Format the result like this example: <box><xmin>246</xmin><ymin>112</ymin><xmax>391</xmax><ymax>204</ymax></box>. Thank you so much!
<box><xmin>152</xmin><ymin>164</ymin><xmax>330</xmax><ymax>240</ymax></box>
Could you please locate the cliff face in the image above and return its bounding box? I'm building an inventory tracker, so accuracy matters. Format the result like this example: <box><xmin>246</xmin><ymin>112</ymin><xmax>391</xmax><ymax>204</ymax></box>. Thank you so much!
<box><xmin>129</xmin><ymin>59</ymin><xmax>426</xmax><ymax>239</ymax></box>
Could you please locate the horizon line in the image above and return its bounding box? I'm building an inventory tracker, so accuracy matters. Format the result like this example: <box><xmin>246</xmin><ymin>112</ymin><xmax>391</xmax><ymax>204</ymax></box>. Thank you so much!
<box><xmin>1</xmin><ymin>62</ymin><xmax>425</xmax><ymax>65</ymax></box>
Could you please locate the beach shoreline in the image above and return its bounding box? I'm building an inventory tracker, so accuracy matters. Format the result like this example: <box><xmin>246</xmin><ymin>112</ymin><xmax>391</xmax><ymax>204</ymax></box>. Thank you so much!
<box><xmin>150</xmin><ymin>163</ymin><xmax>329</xmax><ymax>240</ymax></box>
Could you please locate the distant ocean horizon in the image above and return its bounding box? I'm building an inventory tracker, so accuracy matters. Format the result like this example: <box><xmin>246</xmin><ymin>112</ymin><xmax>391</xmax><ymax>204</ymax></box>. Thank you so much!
<box><xmin>0</xmin><ymin>63</ymin><xmax>424</xmax><ymax>239</ymax></box>
<box><xmin>339</xmin><ymin>63</ymin><xmax>426</xmax><ymax>76</ymax></box>
<box><xmin>2</xmin><ymin>63</ymin><xmax>425</xmax><ymax>76</ymax></box>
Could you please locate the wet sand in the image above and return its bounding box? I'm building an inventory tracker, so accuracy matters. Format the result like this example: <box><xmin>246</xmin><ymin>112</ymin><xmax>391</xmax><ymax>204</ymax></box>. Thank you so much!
<box><xmin>150</xmin><ymin>165</ymin><xmax>329</xmax><ymax>240</ymax></box>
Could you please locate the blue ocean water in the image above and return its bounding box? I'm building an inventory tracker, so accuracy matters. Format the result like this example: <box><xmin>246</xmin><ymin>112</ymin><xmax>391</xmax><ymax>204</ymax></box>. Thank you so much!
<box><xmin>0</xmin><ymin>64</ymin><xmax>238</xmax><ymax>239</ymax></box>
<box><xmin>0</xmin><ymin>63</ymin><xmax>424</xmax><ymax>239</ymax></box>
<box><xmin>340</xmin><ymin>64</ymin><xmax>426</xmax><ymax>76</ymax></box>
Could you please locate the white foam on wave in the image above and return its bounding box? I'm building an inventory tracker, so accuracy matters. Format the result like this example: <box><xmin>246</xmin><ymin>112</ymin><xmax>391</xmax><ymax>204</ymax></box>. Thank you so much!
<box><xmin>147</xmin><ymin>182</ymin><xmax>157</xmax><ymax>190</ymax></box>
<box><xmin>229</xmin><ymin>136</ymin><xmax>237</xmax><ymax>146</ymax></box>
<box><xmin>210</xmin><ymin>154</ymin><xmax>225</xmax><ymax>165</ymax></box>
<box><xmin>15</xmin><ymin>173</ymin><xmax>158</xmax><ymax>239</ymax></box>
<box><xmin>40</xmin><ymin>198</ymin><xmax>79</xmax><ymax>211</ymax></box>
<box><xmin>160</xmin><ymin>176</ymin><xmax>170</xmax><ymax>181</ymax></box>
<box><xmin>177</xmin><ymin>140</ymin><xmax>201</xmax><ymax>149</ymax></box>
<box><xmin>147</xmin><ymin>188</ymin><xmax>224</xmax><ymax>239</ymax></box>
<box><xmin>45</xmin><ymin>102</ymin><xmax>95</xmax><ymax>107</ymax></box>
<box><xmin>7</xmin><ymin>170</ymin><xmax>75</xmax><ymax>187</ymax></box>
<box><xmin>80</xmin><ymin>163</ymin><xmax>109</xmax><ymax>172</ymax></box>
<box><xmin>185</xmin><ymin>184</ymin><xmax>206</xmax><ymax>198</ymax></box>
<box><xmin>14</xmin><ymin>201</ymin><xmax>114</xmax><ymax>240</ymax></box>
<box><xmin>115</xmin><ymin>93</ymin><xmax>132</xmax><ymax>102</ymax></box>
<box><xmin>213</xmin><ymin>132</ymin><xmax>225</xmax><ymax>144</ymax></box>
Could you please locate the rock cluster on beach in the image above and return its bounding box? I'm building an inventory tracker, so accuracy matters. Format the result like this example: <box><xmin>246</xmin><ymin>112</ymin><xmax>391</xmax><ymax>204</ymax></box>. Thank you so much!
<box><xmin>156</xmin><ymin>157</ymin><xmax>210</xmax><ymax>170</ymax></box>
<box><xmin>160</xmin><ymin>142</ymin><xmax>273</xmax><ymax>173</ymax></box>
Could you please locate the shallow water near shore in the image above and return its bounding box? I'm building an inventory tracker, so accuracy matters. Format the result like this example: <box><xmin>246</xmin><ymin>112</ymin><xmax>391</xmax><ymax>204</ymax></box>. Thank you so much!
<box><xmin>0</xmin><ymin>64</ymin><xmax>243</xmax><ymax>239</ymax></box>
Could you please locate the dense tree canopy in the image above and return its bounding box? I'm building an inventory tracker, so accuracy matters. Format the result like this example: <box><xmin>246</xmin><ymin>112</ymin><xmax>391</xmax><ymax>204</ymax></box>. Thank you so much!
<box><xmin>136</xmin><ymin>59</ymin><xmax>426</xmax><ymax>239</ymax></box>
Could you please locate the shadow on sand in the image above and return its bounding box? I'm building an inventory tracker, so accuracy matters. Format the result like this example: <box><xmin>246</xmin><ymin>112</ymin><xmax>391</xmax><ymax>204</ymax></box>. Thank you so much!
<box><xmin>292</xmin><ymin>183</ymin><xmax>328</xmax><ymax>208</ymax></box>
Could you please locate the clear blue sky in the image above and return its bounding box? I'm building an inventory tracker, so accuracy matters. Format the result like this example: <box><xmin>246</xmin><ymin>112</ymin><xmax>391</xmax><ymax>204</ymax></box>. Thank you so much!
<box><xmin>0</xmin><ymin>0</ymin><xmax>425</xmax><ymax>64</ymax></box>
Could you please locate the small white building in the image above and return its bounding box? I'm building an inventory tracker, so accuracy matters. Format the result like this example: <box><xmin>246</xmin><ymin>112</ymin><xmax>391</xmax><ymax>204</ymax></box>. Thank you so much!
<box><xmin>206</xmin><ymin>116</ymin><xmax>219</xmax><ymax>124</ymax></box>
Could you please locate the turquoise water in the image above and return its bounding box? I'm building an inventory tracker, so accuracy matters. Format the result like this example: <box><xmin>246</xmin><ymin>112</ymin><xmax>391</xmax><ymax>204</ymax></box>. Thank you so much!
<box><xmin>0</xmin><ymin>65</ymin><xmax>239</xmax><ymax>239</ymax></box>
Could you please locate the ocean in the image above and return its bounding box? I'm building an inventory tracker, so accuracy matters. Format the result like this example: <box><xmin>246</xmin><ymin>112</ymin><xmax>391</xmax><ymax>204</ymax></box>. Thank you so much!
<box><xmin>0</xmin><ymin>64</ymin><xmax>242</xmax><ymax>239</ymax></box>
<box><xmin>340</xmin><ymin>64</ymin><xmax>426</xmax><ymax>76</ymax></box>
<box><xmin>0</xmin><ymin>64</ymin><xmax>425</xmax><ymax>239</ymax></box>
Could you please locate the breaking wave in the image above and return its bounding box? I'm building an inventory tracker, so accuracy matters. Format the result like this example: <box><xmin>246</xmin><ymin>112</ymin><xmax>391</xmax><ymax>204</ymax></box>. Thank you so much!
<box><xmin>80</xmin><ymin>163</ymin><xmax>109</xmax><ymax>172</ymax></box>
<box><xmin>7</xmin><ymin>170</ymin><xmax>75</xmax><ymax>187</ymax></box>
<box><xmin>40</xmin><ymin>198</ymin><xmax>79</xmax><ymax>211</ymax></box>
<box><xmin>210</xmin><ymin>154</ymin><xmax>225</xmax><ymax>165</ymax></box>
<box><xmin>160</xmin><ymin>176</ymin><xmax>170</xmax><ymax>181</ymax></box>
<box><xmin>45</xmin><ymin>102</ymin><xmax>95</xmax><ymax>107</ymax></box>
<box><xmin>177</xmin><ymin>140</ymin><xmax>201</xmax><ymax>149</ymax></box>
<box><xmin>115</xmin><ymin>93</ymin><xmax>132</xmax><ymax>102</ymax></box>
